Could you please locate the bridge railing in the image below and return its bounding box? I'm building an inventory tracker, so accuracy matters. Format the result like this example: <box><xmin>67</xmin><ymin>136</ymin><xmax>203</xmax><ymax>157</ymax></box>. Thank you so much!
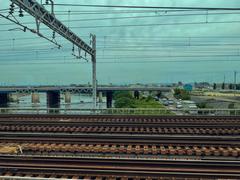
<box><xmin>0</xmin><ymin>108</ymin><xmax>240</xmax><ymax>116</ymax></box>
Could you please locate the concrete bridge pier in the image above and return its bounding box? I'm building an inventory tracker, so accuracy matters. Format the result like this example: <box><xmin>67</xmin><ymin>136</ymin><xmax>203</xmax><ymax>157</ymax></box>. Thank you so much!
<box><xmin>134</xmin><ymin>90</ymin><xmax>140</xmax><ymax>99</ymax></box>
<box><xmin>106</xmin><ymin>91</ymin><xmax>113</xmax><ymax>108</ymax></box>
<box><xmin>32</xmin><ymin>93</ymin><xmax>40</xmax><ymax>103</ymax></box>
<box><xmin>47</xmin><ymin>91</ymin><xmax>60</xmax><ymax>109</ymax></box>
<box><xmin>98</xmin><ymin>91</ymin><xmax>103</xmax><ymax>103</ymax></box>
<box><xmin>0</xmin><ymin>93</ymin><xmax>9</xmax><ymax>107</ymax></box>
<box><xmin>64</xmin><ymin>92</ymin><xmax>71</xmax><ymax>103</ymax></box>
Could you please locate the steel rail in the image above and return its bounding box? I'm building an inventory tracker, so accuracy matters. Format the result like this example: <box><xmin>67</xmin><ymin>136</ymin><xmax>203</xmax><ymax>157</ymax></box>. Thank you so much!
<box><xmin>0</xmin><ymin>121</ymin><xmax>239</xmax><ymax>127</ymax></box>
<box><xmin>1</xmin><ymin>133</ymin><xmax>240</xmax><ymax>145</ymax></box>
<box><xmin>0</xmin><ymin>114</ymin><xmax>240</xmax><ymax>121</ymax></box>
<box><xmin>0</xmin><ymin>156</ymin><xmax>240</xmax><ymax>178</ymax></box>
<box><xmin>0</xmin><ymin>125</ymin><xmax>239</xmax><ymax>137</ymax></box>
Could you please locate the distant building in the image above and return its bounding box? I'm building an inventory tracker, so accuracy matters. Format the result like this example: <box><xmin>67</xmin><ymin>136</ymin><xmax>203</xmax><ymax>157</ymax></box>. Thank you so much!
<box><xmin>183</xmin><ymin>84</ymin><xmax>193</xmax><ymax>91</ymax></box>
<box><xmin>194</xmin><ymin>82</ymin><xmax>211</xmax><ymax>89</ymax></box>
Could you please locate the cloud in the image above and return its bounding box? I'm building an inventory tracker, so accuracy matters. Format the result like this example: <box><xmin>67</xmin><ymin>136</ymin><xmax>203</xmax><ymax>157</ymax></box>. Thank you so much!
<box><xmin>0</xmin><ymin>0</ymin><xmax>240</xmax><ymax>84</ymax></box>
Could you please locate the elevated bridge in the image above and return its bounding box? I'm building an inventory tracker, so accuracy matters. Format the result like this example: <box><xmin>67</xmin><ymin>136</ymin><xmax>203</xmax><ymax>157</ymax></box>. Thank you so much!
<box><xmin>0</xmin><ymin>86</ymin><xmax>171</xmax><ymax>93</ymax></box>
<box><xmin>0</xmin><ymin>86</ymin><xmax>172</xmax><ymax>108</ymax></box>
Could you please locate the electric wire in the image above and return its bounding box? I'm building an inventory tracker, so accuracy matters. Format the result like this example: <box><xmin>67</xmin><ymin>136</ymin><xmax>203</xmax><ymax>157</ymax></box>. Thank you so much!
<box><xmin>47</xmin><ymin>4</ymin><xmax>240</xmax><ymax>11</ymax></box>
<box><xmin>2</xmin><ymin>11</ymin><xmax>240</xmax><ymax>26</ymax></box>
<box><xmin>0</xmin><ymin>58</ymin><xmax>239</xmax><ymax>66</ymax></box>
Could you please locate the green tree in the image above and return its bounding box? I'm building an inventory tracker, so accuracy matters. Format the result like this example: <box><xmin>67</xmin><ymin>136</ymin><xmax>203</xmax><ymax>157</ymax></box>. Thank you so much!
<box><xmin>114</xmin><ymin>97</ymin><xmax>135</xmax><ymax>108</ymax></box>
<box><xmin>113</xmin><ymin>91</ymin><xmax>132</xmax><ymax>99</ymax></box>
<box><xmin>222</xmin><ymin>83</ymin><xmax>225</xmax><ymax>90</ymax></box>
<box><xmin>213</xmin><ymin>83</ymin><xmax>217</xmax><ymax>90</ymax></box>
<box><xmin>197</xmin><ymin>102</ymin><xmax>207</xmax><ymax>108</ymax></box>
<box><xmin>228</xmin><ymin>103</ymin><xmax>235</xmax><ymax>109</ymax></box>
<box><xmin>236</xmin><ymin>84</ymin><xmax>240</xmax><ymax>90</ymax></box>
<box><xmin>174</xmin><ymin>88</ymin><xmax>191</xmax><ymax>100</ymax></box>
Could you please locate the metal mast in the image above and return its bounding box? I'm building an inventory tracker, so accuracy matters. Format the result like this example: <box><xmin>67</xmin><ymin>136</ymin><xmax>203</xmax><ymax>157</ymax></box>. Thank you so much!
<box><xmin>10</xmin><ymin>0</ymin><xmax>97</xmax><ymax>108</ymax></box>
<box><xmin>91</xmin><ymin>34</ymin><xmax>97</xmax><ymax>109</ymax></box>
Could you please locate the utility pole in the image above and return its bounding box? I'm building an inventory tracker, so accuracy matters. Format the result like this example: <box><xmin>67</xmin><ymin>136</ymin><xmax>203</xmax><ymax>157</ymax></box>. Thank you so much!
<box><xmin>9</xmin><ymin>0</ymin><xmax>98</xmax><ymax>109</ymax></box>
<box><xmin>234</xmin><ymin>71</ymin><xmax>237</xmax><ymax>97</ymax></box>
<box><xmin>234</xmin><ymin>71</ymin><xmax>237</xmax><ymax>90</ymax></box>
<box><xmin>91</xmin><ymin>34</ymin><xmax>97</xmax><ymax>109</ymax></box>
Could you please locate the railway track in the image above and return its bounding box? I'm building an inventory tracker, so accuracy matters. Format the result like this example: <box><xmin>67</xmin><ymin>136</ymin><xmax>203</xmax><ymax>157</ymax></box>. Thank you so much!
<box><xmin>0</xmin><ymin>114</ymin><xmax>240</xmax><ymax>125</ymax></box>
<box><xmin>1</xmin><ymin>124</ymin><xmax>240</xmax><ymax>135</ymax></box>
<box><xmin>1</xmin><ymin>141</ymin><xmax>240</xmax><ymax>159</ymax></box>
<box><xmin>0</xmin><ymin>114</ymin><xmax>240</xmax><ymax>179</ymax></box>
<box><xmin>0</xmin><ymin>156</ymin><xmax>240</xmax><ymax>179</ymax></box>
<box><xmin>0</xmin><ymin>115</ymin><xmax>240</xmax><ymax>136</ymax></box>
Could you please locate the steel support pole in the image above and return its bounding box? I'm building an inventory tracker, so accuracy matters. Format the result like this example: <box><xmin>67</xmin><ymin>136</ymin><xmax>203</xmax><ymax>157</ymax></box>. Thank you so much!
<box><xmin>92</xmin><ymin>35</ymin><xmax>97</xmax><ymax>109</ymax></box>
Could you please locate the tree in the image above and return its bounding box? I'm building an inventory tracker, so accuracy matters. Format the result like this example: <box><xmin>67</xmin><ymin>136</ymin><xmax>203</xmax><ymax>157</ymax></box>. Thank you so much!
<box><xmin>156</xmin><ymin>92</ymin><xmax>162</xmax><ymax>98</ymax></box>
<box><xmin>228</xmin><ymin>103</ymin><xmax>235</xmax><ymax>109</ymax></box>
<box><xmin>236</xmin><ymin>84</ymin><xmax>240</xmax><ymax>90</ymax></box>
<box><xmin>213</xmin><ymin>83</ymin><xmax>217</xmax><ymax>90</ymax></box>
<box><xmin>222</xmin><ymin>83</ymin><xmax>225</xmax><ymax>90</ymax></box>
<box><xmin>114</xmin><ymin>97</ymin><xmax>135</xmax><ymax>108</ymax></box>
<box><xmin>229</xmin><ymin>84</ymin><xmax>234</xmax><ymax>90</ymax></box>
<box><xmin>113</xmin><ymin>91</ymin><xmax>132</xmax><ymax>100</ymax></box>
<box><xmin>197</xmin><ymin>102</ymin><xmax>207</xmax><ymax>109</ymax></box>
<box><xmin>174</xmin><ymin>88</ymin><xmax>191</xmax><ymax>100</ymax></box>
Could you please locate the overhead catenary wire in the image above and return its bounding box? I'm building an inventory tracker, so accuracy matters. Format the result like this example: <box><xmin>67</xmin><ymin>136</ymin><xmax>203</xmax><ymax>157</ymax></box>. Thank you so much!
<box><xmin>2</xmin><ymin>11</ymin><xmax>240</xmax><ymax>26</ymax></box>
<box><xmin>0</xmin><ymin>13</ymin><xmax>61</xmax><ymax>48</ymax></box>
<box><xmin>1</xmin><ymin>2</ymin><xmax>240</xmax><ymax>68</ymax></box>
<box><xmin>1</xmin><ymin>35</ymin><xmax>240</xmax><ymax>42</ymax></box>
<box><xmin>0</xmin><ymin>53</ymin><xmax>237</xmax><ymax>59</ymax></box>
<box><xmin>0</xmin><ymin>58</ymin><xmax>239</xmax><ymax>66</ymax></box>
<box><xmin>1</xmin><ymin>20</ymin><xmax>240</xmax><ymax>32</ymax></box>
<box><xmin>46</xmin><ymin>3</ymin><xmax>240</xmax><ymax>11</ymax></box>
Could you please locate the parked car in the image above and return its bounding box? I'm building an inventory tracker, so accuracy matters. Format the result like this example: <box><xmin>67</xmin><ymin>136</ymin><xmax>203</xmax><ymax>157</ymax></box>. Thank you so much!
<box><xmin>168</xmin><ymin>100</ymin><xmax>174</xmax><ymax>105</ymax></box>
<box><xmin>163</xmin><ymin>101</ymin><xmax>169</xmax><ymax>106</ymax></box>
<box><xmin>176</xmin><ymin>104</ymin><xmax>183</xmax><ymax>109</ymax></box>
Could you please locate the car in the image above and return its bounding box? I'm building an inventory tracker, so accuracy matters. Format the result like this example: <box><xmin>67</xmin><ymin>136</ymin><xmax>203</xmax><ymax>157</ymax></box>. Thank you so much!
<box><xmin>163</xmin><ymin>101</ymin><xmax>169</xmax><ymax>106</ymax></box>
<box><xmin>176</xmin><ymin>104</ymin><xmax>183</xmax><ymax>109</ymax></box>
<box><xmin>168</xmin><ymin>100</ymin><xmax>174</xmax><ymax>105</ymax></box>
<box><xmin>176</xmin><ymin>102</ymin><xmax>181</xmax><ymax>105</ymax></box>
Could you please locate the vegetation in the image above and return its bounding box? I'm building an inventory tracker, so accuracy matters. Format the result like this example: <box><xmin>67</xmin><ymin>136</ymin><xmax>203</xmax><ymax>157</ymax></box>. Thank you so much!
<box><xmin>228</xmin><ymin>103</ymin><xmax>235</xmax><ymax>109</ymax></box>
<box><xmin>112</xmin><ymin>91</ymin><xmax>174</xmax><ymax>115</ymax></box>
<box><xmin>222</xmin><ymin>83</ymin><xmax>225</xmax><ymax>90</ymax></box>
<box><xmin>114</xmin><ymin>97</ymin><xmax>135</xmax><ymax>108</ymax></box>
<box><xmin>229</xmin><ymin>84</ymin><xmax>234</xmax><ymax>90</ymax></box>
<box><xmin>113</xmin><ymin>91</ymin><xmax>164</xmax><ymax>108</ymax></box>
<box><xmin>213</xmin><ymin>83</ymin><xmax>217</xmax><ymax>90</ymax></box>
<box><xmin>196</xmin><ymin>102</ymin><xmax>213</xmax><ymax>109</ymax></box>
<box><xmin>174</xmin><ymin>88</ymin><xmax>191</xmax><ymax>100</ymax></box>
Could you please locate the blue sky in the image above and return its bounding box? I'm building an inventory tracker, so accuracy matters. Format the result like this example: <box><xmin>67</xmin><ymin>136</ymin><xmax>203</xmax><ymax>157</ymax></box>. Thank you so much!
<box><xmin>0</xmin><ymin>0</ymin><xmax>240</xmax><ymax>85</ymax></box>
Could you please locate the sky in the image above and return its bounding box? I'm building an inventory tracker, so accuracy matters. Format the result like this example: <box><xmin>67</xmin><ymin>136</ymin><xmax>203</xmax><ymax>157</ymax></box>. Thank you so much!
<box><xmin>0</xmin><ymin>0</ymin><xmax>240</xmax><ymax>85</ymax></box>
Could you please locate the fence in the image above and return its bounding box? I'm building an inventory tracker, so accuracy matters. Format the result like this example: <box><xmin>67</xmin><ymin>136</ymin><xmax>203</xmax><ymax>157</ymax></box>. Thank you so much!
<box><xmin>0</xmin><ymin>108</ymin><xmax>240</xmax><ymax>116</ymax></box>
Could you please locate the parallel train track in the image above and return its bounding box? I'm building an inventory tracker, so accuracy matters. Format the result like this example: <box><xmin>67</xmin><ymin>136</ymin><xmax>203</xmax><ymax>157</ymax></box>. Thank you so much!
<box><xmin>0</xmin><ymin>156</ymin><xmax>240</xmax><ymax>179</ymax></box>
<box><xmin>0</xmin><ymin>114</ymin><xmax>240</xmax><ymax>179</ymax></box>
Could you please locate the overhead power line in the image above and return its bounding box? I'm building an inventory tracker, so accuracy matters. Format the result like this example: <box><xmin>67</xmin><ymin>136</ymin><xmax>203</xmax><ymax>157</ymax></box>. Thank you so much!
<box><xmin>0</xmin><ymin>13</ymin><xmax>61</xmax><ymax>48</ymax></box>
<box><xmin>1</xmin><ymin>11</ymin><xmax>240</xmax><ymax>26</ymax></box>
<box><xmin>1</xmin><ymin>35</ymin><xmax>240</xmax><ymax>42</ymax></box>
<box><xmin>1</xmin><ymin>54</ymin><xmax>240</xmax><ymax>60</ymax></box>
<box><xmin>69</xmin><ymin>20</ymin><xmax>240</xmax><ymax>29</ymax></box>
<box><xmin>0</xmin><ymin>59</ymin><xmax>239</xmax><ymax>66</ymax></box>
<box><xmin>1</xmin><ymin>20</ymin><xmax>240</xmax><ymax>32</ymax></box>
<box><xmin>48</xmin><ymin>4</ymin><xmax>240</xmax><ymax>11</ymax></box>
